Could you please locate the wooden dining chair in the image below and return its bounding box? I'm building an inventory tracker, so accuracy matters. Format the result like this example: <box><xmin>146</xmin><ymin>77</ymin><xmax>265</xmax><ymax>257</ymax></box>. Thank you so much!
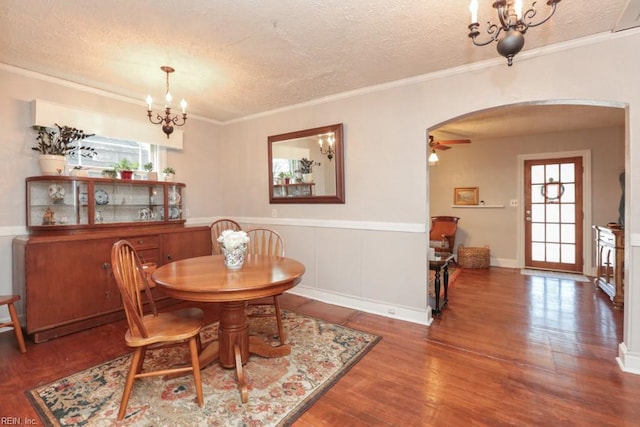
<box><xmin>246</xmin><ymin>228</ymin><xmax>287</xmax><ymax>346</ymax></box>
<box><xmin>210</xmin><ymin>218</ymin><xmax>242</xmax><ymax>255</ymax></box>
<box><xmin>0</xmin><ymin>295</ymin><xmax>27</xmax><ymax>353</ymax></box>
<box><xmin>111</xmin><ymin>240</ymin><xmax>204</xmax><ymax>421</ymax></box>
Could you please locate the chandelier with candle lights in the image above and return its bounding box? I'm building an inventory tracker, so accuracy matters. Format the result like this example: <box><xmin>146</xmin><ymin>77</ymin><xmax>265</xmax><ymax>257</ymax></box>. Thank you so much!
<box><xmin>146</xmin><ymin>66</ymin><xmax>187</xmax><ymax>138</ymax></box>
<box><xmin>468</xmin><ymin>0</ymin><xmax>561</xmax><ymax>66</ymax></box>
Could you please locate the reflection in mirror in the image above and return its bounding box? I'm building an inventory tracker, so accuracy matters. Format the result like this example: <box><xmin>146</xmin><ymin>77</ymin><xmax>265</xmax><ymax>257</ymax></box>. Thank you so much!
<box><xmin>268</xmin><ymin>123</ymin><xmax>344</xmax><ymax>204</ymax></box>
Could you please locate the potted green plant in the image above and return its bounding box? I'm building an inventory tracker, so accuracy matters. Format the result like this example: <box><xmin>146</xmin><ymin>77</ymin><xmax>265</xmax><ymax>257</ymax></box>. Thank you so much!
<box><xmin>278</xmin><ymin>171</ymin><xmax>292</xmax><ymax>185</ymax></box>
<box><xmin>143</xmin><ymin>162</ymin><xmax>158</xmax><ymax>181</ymax></box>
<box><xmin>299</xmin><ymin>158</ymin><xmax>314</xmax><ymax>183</ymax></box>
<box><xmin>32</xmin><ymin>124</ymin><xmax>95</xmax><ymax>175</ymax></box>
<box><xmin>163</xmin><ymin>166</ymin><xmax>176</xmax><ymax>182</ymax></box>
<box><xmin>113</xmin><ymin>158</ymin><xmax>139</xmax><ymax>180</ymax></box>
<box><xmin>101</xmin><ymin>169</ymin><xmax>118</xmax><ymax>179</ymax></box>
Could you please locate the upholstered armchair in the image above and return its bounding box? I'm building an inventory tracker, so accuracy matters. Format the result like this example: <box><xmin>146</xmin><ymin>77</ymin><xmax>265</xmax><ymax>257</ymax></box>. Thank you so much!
<box><xmin>429</xmin><ymin>216</ymin><xmax>460</xmax><ymax>254</ymax></box>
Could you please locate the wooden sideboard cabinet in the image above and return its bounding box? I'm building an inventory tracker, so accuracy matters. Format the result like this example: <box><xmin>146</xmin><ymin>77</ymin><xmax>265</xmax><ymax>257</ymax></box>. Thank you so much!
<box><xmin>13</xmin><ymin>224</ymin><xmax>212</xmax><ymax>343</ymax></box>
<box><xmin>272</xmin><ymin>182</ymin><xmax>315</xmax><ymax>198</ymax></box>
<box><xmin>593</xmin><ymin>225</ymin><xmax>624</xmax><ymax>309</ymax></box>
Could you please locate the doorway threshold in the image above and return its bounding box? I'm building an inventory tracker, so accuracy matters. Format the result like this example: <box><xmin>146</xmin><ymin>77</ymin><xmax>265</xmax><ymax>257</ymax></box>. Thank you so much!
<box><xmin>520</xmin><ymin>269</ymin><xmax>590</xmax><ymax>282</ymax></box>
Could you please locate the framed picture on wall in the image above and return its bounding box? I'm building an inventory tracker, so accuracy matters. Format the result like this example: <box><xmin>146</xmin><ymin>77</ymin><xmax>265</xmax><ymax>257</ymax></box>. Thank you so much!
<box><xmin>454</xmin><ymin>187</ymin><xmax>479</xmax><ymax>205</ymax></box>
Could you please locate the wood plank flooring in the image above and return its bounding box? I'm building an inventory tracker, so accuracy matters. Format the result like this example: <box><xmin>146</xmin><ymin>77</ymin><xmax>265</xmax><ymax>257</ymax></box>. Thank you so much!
<box><xmin>2</xmin><ymin>267</ymin><xmax>640</xmax><ymax>426</ymax></box>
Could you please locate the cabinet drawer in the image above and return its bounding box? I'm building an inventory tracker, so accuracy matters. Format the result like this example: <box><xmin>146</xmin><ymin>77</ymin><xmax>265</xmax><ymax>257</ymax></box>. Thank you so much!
<box><xmin>138</xmin><ymin>249</ymin><xmax>161</xmax><ymax>265</ymax></box>
<box><xmin>127</xmin><ymin>235</ymin><xmax>161</xmax><ymax>250</ymax></box>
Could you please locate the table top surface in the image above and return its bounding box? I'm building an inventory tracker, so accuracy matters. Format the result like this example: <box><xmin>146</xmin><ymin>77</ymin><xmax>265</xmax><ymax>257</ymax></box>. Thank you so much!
<box><xmin>429</xmin><ymin>253</ymin><xmax>454</xmax><ymax>267</ymax></box>
<box><xmin>152</xmin><ymin>254</ymin><xmax>306</xmax><ymax>302</ymax></box>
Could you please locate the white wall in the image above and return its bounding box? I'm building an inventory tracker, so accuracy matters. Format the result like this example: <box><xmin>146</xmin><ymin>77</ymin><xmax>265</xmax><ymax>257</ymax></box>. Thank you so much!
<box><xmin>2</xmin><ymin>30</ymin><xmax>640</xmax><ymax>373</ymax></box>
<box><xmin>0</xmin><ymin>65</ymin><xmax>223</xmax><ymax>321</ymax></box>
<box><xmin>215</xmin><ymin>31</ymin><xmax>640</xmax><ymax>372</ymax></box>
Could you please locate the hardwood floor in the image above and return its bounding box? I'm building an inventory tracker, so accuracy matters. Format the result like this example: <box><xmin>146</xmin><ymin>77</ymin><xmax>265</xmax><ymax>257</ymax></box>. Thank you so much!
<box><xmin>2</xmin><ymin>267</ymin><xmax>640</xmax><ymax>426</ymax></box>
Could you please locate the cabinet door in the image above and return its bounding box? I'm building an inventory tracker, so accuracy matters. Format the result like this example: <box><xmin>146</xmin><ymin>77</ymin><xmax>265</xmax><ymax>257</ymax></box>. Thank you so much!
<box><xmin>95</xmin><ymin>182</ymin><xmax>167</xmax><ymax>225</ymax></box>
<box><xmin>27</xmin><ymin>179</ymin><xmax>86</xmax><ymax>227</ymax></box>
<box><xmin>162</xmin><ymin>228</ymin><xmax>212</xmax><ymax>264</ymax></box>
<box><xmin>25</xmin><ymin>238</ymin><xmax>120</xmax><ymax>332</ymax></box>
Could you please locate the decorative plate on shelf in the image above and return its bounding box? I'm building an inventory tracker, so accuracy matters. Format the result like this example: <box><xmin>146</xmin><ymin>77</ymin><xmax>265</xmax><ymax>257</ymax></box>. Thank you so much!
<box><xmin>95</xmin><ymin>189</ymin><xmax>109</xmax><ymax>205</ymax></box>
<box><xmin>48</xmin><ymin>184</ymin><xmax>65</xmax><ymax>202</ymax></box>
<box><xmin>79</xmin><ymin>192</ymin><xmax>89</xmax><ymax>205</ymax></box>
<box><xmin>160</xmin><ymin>206</ymin><xmax>181</xmax><ymax>220</ymax></box>
<box><xmin>168</xmin><ymin>191</ymin><xmax>181</xmax><ymax>205</ymax></box>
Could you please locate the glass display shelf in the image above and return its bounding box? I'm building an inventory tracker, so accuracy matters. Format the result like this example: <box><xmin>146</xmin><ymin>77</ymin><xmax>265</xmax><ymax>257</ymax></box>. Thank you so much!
<box><xmin>26</xmin><ymin>176</ymin><xmax>185</xmax><ymax>230</ymax></box>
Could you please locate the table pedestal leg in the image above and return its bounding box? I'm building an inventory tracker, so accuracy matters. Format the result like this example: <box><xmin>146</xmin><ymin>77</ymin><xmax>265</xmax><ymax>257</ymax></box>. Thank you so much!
<box><xmin>218</xmin><ymin>300</ymin><xmax>292</xmax><ymax>402</ymax></box>
<box><xmin>234</xmin><ymin>344</ymin><xmax>248</xmax><ymax>403</ymax></box>
<box><xmin>218</xmin><ymin>301</ymin><xmax>249</xmax><ymax>368</ymax></box>
<box><xmin>198</xmin><ymin>340</ymin><xmax>219</xmax><ymax>368</ymax></box>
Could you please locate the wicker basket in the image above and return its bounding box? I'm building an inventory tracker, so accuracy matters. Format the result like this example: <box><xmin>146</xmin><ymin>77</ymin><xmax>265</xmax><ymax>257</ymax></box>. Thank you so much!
<box><xmin>457</xmin><ymin>245</ymin><xmax>490</xmax><ymax>269</ymax></box>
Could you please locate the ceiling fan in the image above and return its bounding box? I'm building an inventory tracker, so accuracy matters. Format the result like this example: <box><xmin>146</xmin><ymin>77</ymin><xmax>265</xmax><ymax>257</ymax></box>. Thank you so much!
<box><xmin>428</xmin><ymin>135</ymin><xmax>471</xmax><ymax>165</ymax></box>
<box><xmin>428</xmin><ymin>135</ymin><xmax>472</xmax><ymax>151</ymax></box>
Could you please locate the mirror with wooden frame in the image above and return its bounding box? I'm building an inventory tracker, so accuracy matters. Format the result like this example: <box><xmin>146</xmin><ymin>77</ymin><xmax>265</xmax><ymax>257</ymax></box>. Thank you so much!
<box><xmin>268</xmin><ymin>123</ymin><xmax>345</xmax><ymax>204</ymax></box>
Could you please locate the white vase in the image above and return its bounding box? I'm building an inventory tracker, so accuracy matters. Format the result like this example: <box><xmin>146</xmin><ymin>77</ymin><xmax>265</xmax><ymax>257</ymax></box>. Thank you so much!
<box><xmin>38</xmin><ymin>154</ymin><xmax>66</xmax><ymax>176</ymax></box>
<box><xmin>303</xmin><ymin>173</ymin><xmax>313</xmax><ymax>183</ymax></box>
<box><xmin>164</xmin><ymin>173</ymin><xmax>175</xmax><ymax>182</ymax></box>
<box><xmin>221</xmin><ymin>243</ymin><xmax>248</xmax><ymax>270</ymax></box>
<box><xmin>147</xmin><ymin>171</ymin><xmax>158</xmax><ymax>181</ymax></box>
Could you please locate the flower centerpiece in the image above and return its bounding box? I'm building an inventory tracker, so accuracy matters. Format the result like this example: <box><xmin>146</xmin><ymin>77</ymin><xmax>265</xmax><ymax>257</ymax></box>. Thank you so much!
<box><xmin>217</xmin><ymin>230</ymin><xmax>250</xmax><ymax>269</ymax></box>
<box><xmin>32</xmin><ymin>123</ymin><xmax>96</xmax><ymax>175</ymax></box>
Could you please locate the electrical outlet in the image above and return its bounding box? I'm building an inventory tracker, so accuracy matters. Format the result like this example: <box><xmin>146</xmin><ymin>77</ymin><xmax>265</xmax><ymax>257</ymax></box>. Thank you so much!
<box><xmin>271</xmin><ymin>209</ymin><xmax>277</xmax><ymax>217</ymax></box>
<box><xmin>510</xmin><ymin>199</ymin><xmax>518</xmax><ymax>207</ymax></box>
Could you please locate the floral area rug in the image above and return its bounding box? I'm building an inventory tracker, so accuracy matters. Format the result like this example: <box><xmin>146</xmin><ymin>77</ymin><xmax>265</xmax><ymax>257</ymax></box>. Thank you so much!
<box><xmin>26</xmin><ymin>309</ymin><xmax>381</xmax><ymax>426</ymax></box>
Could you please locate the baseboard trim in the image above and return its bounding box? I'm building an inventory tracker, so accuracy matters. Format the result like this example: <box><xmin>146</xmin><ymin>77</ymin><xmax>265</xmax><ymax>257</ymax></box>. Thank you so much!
<box><xmin>617</xmin><ymin>342</ymin><xmax>640</xmax><ymax>375</ymax></box>
<box><xmin>289</xmin><ymin>286</ymin><xmax>430</xmax><ymax>326</ymax></box>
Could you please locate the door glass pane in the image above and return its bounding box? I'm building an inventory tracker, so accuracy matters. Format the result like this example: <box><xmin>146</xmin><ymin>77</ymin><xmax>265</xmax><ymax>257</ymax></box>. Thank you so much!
<box><xmin>546</xmin><ymin>164</ymin><xmax>559</xmax><ymax>182</ymax></box>
<box><xmin>532</xmin><ymin>185</ymin><xmax>544</xmax><ymax>203</ymax></box>
<box><xmin>532</xmin><ymin>242</ymin><xmax>545</xmax><ymax>261</ymax></box>
<box><xmin>546</xmin><ymin>243</ymin><xmax>560</xmax><ymax>262</ymax></box>
<box><xmin>561</xmin><ymin>204</ymin><xmax>575</xmax><ymax>223</ymax></box>
<box><xmin>546</xmin><ymin>204</ymin><xmax>560</xmax><ymax>222</ymax></box>
<box><xmin>561</xmin><ymin>244</ymin><xmax>575</xmax><ymax>263</ymax></box>
<box><xmin>531</xmin><ymin>204</ymin><xmax>545</xmax><ymax>222</ymax></box>
<box><xmin>532</xmin><ymin>223</ymin><xmax>545</xmax><ymax>242</ymax></box>
<box><xmin>562</xmin><ymin>183</ymin><xmax>575</xmax><ymax>203</ymax></box>
<box><xmin>544</xmin><ymin>182</ymin><xmax>562</xmax><ymax>202</ymax></box>
<box><xmin>561</xmin><ymin>224</ymin><xmax>575</xmax><ymax>243</ymax></box>
<box><xmin>561</xmin><ymin>163</ymin><xmax>575</xmax><ymax>182</ymax></box>
<box><xmin>531</xmin><ymin>165</ymin><xmax>545</xmax><ymax>184</ymax></box>
<box><xmin>546</xmin><ymin>223</ymin><xmax>560</xmax><ymax>242</ymax></box>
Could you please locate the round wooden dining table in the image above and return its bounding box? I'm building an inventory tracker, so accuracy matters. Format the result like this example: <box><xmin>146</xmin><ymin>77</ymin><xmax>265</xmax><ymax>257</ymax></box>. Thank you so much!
<box><xmin>152</xmin><ymin>254</ymin><xmax>305</xmax><ymax>402</ymax></box>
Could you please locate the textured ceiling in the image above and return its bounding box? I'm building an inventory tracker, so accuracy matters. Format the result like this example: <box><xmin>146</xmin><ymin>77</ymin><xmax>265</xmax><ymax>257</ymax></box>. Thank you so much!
<box><xmin>0</xmin><ymin>0</ymin><xmax>637</xmax><ymax>125</ymax></box>
<box><xmin>431</xmin><ymin>103</ymin><xmax>626</xmax><ymax>142</ymax></box>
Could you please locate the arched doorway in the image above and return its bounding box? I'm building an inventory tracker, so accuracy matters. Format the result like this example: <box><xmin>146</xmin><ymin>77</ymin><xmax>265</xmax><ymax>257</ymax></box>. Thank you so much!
<box><xmin>427</xmin><ymin>101</ymin><xmax>626</xmax><ymax>275</ymax></box>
